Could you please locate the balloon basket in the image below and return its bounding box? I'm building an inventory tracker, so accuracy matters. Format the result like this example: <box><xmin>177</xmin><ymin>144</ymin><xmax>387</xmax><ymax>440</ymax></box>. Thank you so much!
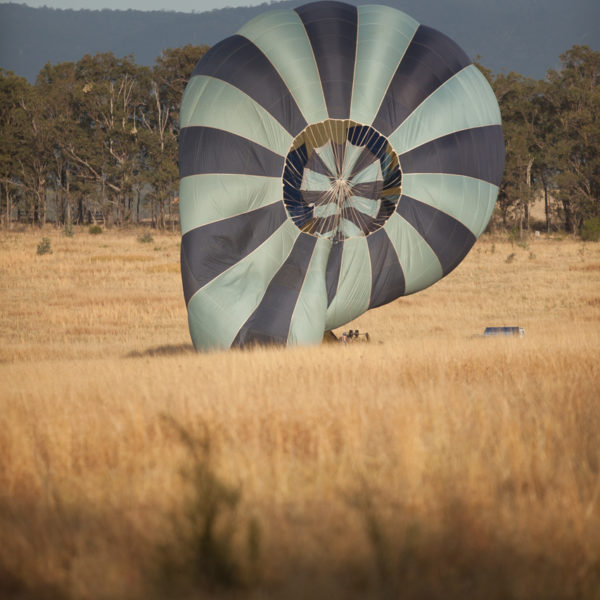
<box><xmin>339</xmin><ymin>330</ymin><xmax>370</xmax><ymax>344</ymax></box>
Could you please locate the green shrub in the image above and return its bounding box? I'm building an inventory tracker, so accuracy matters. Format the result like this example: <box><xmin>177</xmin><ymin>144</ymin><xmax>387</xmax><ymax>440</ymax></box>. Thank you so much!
<box><xmin>581</xmin><ymin>217</ymin><xmax>600</xmax><ymax>242</ymax></box>
<box><xmin>63</xmin><ymin>223</ymin><xmax>74</xmax><ymax>237</ymax></box>
<box><xmin>138</xmin><ymin>231</ymin><xmax>154</xmax><ymax>244</ymax></box>
<box><xmin>36</xmin><ymin>237</ymin><xmax>52</xmax><ymax>255</ymax></box>
<box><xmin>88</xmin><ymin>224</ymin><xmax>103</xmax><ymax>235</ymax></box>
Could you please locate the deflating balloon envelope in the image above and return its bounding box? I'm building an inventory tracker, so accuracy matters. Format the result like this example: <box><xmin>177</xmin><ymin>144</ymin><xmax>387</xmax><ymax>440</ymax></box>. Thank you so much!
<box><xmin>179</xmin><ymin>1</ymin><xmax>505</xmax><ymax>350</ymax></box>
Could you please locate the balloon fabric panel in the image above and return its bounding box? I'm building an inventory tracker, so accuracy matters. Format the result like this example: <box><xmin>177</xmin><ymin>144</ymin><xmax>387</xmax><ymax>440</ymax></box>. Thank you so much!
<box><xmin>367</xmin><ymin>228</ymin><xmax>406</xmax><ymax>309</ymax></box>
<box><xmin>192</xmin><ymin>35</ymin><xmax>307</xmax><ymax>136</ymax></box>
<box><xmin>398</xmin><ymin>126</ymin><xmax>504</xmax><ymax>185</ymax></box>
<box><xmin>179</xmin><ymin>127</ymin><xmax>284</xmax><ymax>177</ymax></box>
<box><xmin>325</xmin><ymin>241</ymin><xmax>343</xmax><ymax>307</ymax></box>
<box><xmin>295</xmin><ymin>2</ymin><xmax>358</xmax><ymax>118</ymax></box>
<box><xmin>181</xmin><ymin>202</ymin><xmax>287</xmax><ymax>305</ymax></box>
<box><xmin>396</xmin><ymin>195</ymin><xmax>476</xmax><ymax>276</ymax></box>
<box><xmin>371</xmin><ymin>26</ymin><xmax>471</xmax><ymax>136</ymax></box>
<box><xmin>232</xmin><ymin>233</ymin><xmax>318</xmax><ymax>347</ymax></box>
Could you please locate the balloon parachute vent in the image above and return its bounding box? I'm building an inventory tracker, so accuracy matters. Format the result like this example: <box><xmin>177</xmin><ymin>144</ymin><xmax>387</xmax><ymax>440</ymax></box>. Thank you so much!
<box><xmin>283</xmin><ymin>120</ymin><xmax>401</xmax><ymax>242</ymax></box>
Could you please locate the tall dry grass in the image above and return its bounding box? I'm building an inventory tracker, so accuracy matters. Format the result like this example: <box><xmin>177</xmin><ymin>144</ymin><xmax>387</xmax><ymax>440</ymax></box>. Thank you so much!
<box><xmin>0</xmin><ymin>227</ymin><xmax>599</xmax><ymax>599</ymax></box>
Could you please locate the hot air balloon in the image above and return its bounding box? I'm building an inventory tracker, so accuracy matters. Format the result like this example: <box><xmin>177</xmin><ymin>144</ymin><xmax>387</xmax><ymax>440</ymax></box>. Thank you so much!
<box><xmin>179</xmin><ymin>1</ymin><xmax>504</xmax><ymax>350</ymax></box>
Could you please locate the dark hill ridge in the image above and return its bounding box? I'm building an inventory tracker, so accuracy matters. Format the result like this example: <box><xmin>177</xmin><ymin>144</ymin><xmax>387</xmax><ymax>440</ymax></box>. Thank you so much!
<box><xmin>1</xmin><ymin>1</ymin><xmax>598</xmax><ymax>82</ymax></box>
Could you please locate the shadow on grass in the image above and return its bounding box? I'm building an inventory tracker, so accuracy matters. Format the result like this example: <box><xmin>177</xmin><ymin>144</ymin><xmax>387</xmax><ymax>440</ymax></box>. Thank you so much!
<box><xmin>127</xmin><ymin>344</ymin><xmax>195</xmax><ymax>358</ymax></box>
<box><xmin>340</xmin><ymin>481</ymin><xmax>600</xmax><ymax>600</ymax></box>
<box><xmin>155</xmin><ymin>417</ymin><xmax>261</xmax><ymax>597</ymax></box>
<box><xmin>0</xmin><ymin>560</ymin><xmax>68</xmax><ymax>600</ymax></box>
<box><xmin>2</xmin><ymin>463</ymin><xmax>598</xmax><ymax>600</ymax></box>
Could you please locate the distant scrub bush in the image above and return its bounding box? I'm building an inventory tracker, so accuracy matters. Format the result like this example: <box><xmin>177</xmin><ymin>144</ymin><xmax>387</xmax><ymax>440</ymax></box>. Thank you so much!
<box><xmin>508</xmin><ymin>227</ymin><xmax>520</xmax><ymax>245</ymax></box>
<box><xmin>88</xmin><ymin>225</ymin><xmax>103</xmax><ymax>235</ymax></box>
<box><xmin>581</xmin><ymin>217</ymin><xmax>600</xmax><ymax>242</ymax></box>
<box><xmin>138</xmin><ymin>231</ymin><xmax>154</xmax><ymax>244</ymax></box>
<box><xmin>36</xmin><ymin>237</ymin><xmax>52</xmax><ymax>255</ymax></box>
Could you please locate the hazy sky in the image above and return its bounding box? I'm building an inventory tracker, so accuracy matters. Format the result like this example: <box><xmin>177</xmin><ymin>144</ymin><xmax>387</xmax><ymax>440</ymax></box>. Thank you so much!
<box><xmin>0</xmin><ymin>0</ymin><xmax>262</xmax><ymax>11</ymax></box>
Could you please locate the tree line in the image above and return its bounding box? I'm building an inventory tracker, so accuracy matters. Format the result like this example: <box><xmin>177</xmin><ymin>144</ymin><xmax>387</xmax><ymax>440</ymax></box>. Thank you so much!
<box><xmin>0</xmin><ymin>44</ymin><xmax>598</xmax><ymax>234</ymax></box>
<box><xmin>0</xmin><ymin>44</ymin><xmax>208</xmax><ymax>230</ymax></box>
<box><xmin>478</xmin><ymin>45</ymin><xmax>599</xmax><ymax>237</ymax></box>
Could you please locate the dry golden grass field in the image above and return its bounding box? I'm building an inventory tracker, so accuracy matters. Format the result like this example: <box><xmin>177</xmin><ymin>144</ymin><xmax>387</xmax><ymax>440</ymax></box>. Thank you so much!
<box><xmin>1</xmin><ymin>227</ymin><xmax>599</xmax><ymax>600</ymax></box>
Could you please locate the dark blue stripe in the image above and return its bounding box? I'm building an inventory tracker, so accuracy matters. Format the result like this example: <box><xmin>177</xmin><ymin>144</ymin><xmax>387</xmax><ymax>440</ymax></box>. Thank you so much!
<box><xmin>283</xmin><ymin>144</ymin><xmax>308</xmax><ymax>191</ymax></box>
<box><xmin>398</xmin><ymin>125</ymin><xmax>505</xmax><ymax>185</ymax></box>
<box><xmin>232</xmin><ymin>233</ymin><xmax>317</xmax><ymax>347</ymax></box>
<box><xmin>367</xmin><ymin>228</ymin><xmax>405</xmax><ymax>308</ymax></box>
<box><xmin>325</xmin><ymin>241</ymin><xmax>343</xmax><ymax>306</ymax></box>
<box><xmin>396</xmin><ymin>195</ymin><xmax>476</xmax><ymax>276</ymax></box>
<box><xmin>295</xmin><ymin>1</ymin><xmax>357</xmax><ymax>119</ymax></box>
<box><xmin>350</xmin><ymin>181</ymin><xmax>382</xmax><ymax>201</ymax></box>
<box><xmin>179</xmin><ymin>126</ymin><xmax>284</xmax><ymax>178</ymax></box>
<box><xmin>181</xmin><ymin>202</ymin><xmax>287</xmax><ymax>305</ymax></box>
<box><xmin>180</xmin><ymin>241</ymin><xmax>199</xmax><ymax>308</ymax></box>
<box><xmin>192</xmin><ymin>35</ymin><xmax>307</xmax><ymax>136</ymax></box>
<box><xmin>372</xmin><ymin>25</ymin><xmax>471</xmax><ymax>136</ymax></box>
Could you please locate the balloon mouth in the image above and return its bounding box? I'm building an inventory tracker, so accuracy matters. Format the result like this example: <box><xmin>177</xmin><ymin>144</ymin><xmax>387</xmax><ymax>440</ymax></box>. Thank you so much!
<box><xmin>282</xmin><ymin>119</ymin><xmax>402</xmax><ymax>242</ymax></box>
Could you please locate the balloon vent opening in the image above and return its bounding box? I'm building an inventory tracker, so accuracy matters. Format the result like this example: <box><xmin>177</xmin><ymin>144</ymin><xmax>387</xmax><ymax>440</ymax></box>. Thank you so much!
<box><xmin>283</xmin><ymin>120</ymin><xmax>402</xmax><ymax>242</ymax></box>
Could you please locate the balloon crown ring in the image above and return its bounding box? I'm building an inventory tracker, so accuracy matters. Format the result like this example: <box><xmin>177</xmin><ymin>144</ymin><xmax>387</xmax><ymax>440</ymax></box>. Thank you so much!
<box><xmin>283</xmin><ymin>119</ymin><xmax>402</xmax><ymax>242</ymax></box>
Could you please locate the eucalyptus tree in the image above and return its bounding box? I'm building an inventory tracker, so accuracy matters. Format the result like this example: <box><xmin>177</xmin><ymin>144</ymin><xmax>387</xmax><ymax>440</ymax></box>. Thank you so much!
<box><xmin>15</xmin><ymin>75</ymin><xmax>56</xmax><ymax>226</ymax></box>
<box><xmin>35</xmin><ymin>61</ymin><xmax>82</xmax><ymax>227</ymax></box>
<box><xmin>545</xmin><ymin>46</ymin><xmax>600</xmax><ymax>233</ymax></box>
<box><xmin>69</xmin><ymin>52</ymin><xmax>151</xmax><ymax>225</ymax></box>
<box><xmin>138</xmin><ymin>44</ymin><xmax>208</xmax><ymax>229</ymax></box>
<box><xmin>0</xmin><ymin>69</ymin><xmax>30</xmax><ymax>227</ymax></box>
<box><xmin>491</xmin><ymin>70</ymin><xmax>549</xmax><ymax>234</ymax></box>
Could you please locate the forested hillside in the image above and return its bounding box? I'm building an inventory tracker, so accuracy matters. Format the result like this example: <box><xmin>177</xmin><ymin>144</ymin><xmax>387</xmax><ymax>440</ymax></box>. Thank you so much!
<box><xmin>1</xmin><ymin>1</ymin><xmax>599</xmax><ymax>238</ymax></box>
<box><xmin>1</xmin><ymin>0</ymin><xmax>599</xmax><ymax>82</ymax></box>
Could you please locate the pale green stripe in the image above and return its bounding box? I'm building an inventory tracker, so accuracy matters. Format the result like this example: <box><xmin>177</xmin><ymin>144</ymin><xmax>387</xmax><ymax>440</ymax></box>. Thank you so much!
<box><xmin>288</xmin><ymin>237</ymin><xmax>331</xmax><ymax>345</ymax></box>
<box><xmin>180</xmin><ymin>75</ymin><xmax>292</xmax><ymax>157</ymax></box>
<box><xmin>238</xmin><ymin>10</ymin><xmax>328</xmax><ymax>124</ymax></box>
<box><xmin>303</xmin><ymin>168</ymin><xmax>331</xmax><ymax>191</ymax></box>
<box><xmin>179</xmin><ymin>174</ymin><xmax>283</xmax><ymax>235</ymax></box>
<box><xmin>187</xmin><ymin>220</ymin><xmax>300</xmax><ymax>350</ymax></box>
<box><xmin>351</xmin><ymin>160</ymin><xmax>381</xmax><ymax>185</ymax></box>
<box><xmin>325</xmin><ymin>236</ymin><xmax>371</xmax><ymax>330</ymax></box>
<box><xmin>385</xmin><ymin>212</ymin><xmax>443</xmax><ymax>295</ymax></box>
<box><xmin>345</xmin><ymin>196</ymin><xmax>379</xmax><ymax>217</ymax></box>
<box><xmin>314</xmin><ymin>203</ymin><xmax>337</xmax><ymax>218</ymax></box>
<box><xmin>339</xmin><ymin>219</ymin><xmax>363</xmax><ymax>239</ymax></box>
<box><xmin>402</xmin><ymin>173</ymin><xmax>499</xmax><ymax>237</ymax></box>
<box><xmin>350</xmin><ymin>5</ymin><xmax>419</xmax><ymax>125</ymax></box>
<box><xmin>341</xmin><ymin>142</ymin><xmax>364</xmax><ymax>178</ymax></box>
<box><xmin>315</xmin><ymin>144</ymin><xmax>338</xmax><ymax>176</ymax></box>
<box><xmin>389</xmin><ymin>65</ymin><xmax>502</xmax><ymax>155</ymax></box>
